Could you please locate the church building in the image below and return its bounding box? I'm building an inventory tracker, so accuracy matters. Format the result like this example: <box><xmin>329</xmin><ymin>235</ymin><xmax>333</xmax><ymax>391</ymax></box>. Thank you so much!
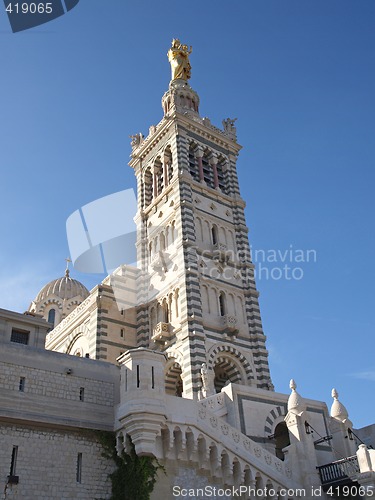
<box><xmin>0</xmin><ymin>41</ymin><xmax>374</xmax><ymax>499</ymax></box>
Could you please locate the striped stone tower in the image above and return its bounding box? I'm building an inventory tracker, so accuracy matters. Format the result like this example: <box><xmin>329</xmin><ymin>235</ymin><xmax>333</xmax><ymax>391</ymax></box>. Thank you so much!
<box><xmin>129</xmin><ymin>40</ymin><xmax>273</xmax><ymax>399</ymax></box>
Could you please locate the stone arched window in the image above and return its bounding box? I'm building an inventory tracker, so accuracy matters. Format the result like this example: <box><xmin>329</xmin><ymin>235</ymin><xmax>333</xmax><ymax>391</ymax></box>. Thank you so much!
<box><xmin>213</xmin><ymin>355</ymin><xmax>244</xmax><ymax>393</ymax></box>
<box><xmin>154</xmin><ymin>158</ymin><xmax>163</xmax><ymax>197</ymax></box>
<box><xmin>202</xmin><ymin>151</ymin><xmax>214</xmax><ymax>188</ymax></box>
<box><xmin>211</xmin><ymin>224</ymin><xmax>218</xmax><ymax>245</ymax></box>
<box><xmin>217</xmin><ymin>157</ymin><xmax>227</xmax><ymax>193</ymax></box>
<box><xmin>219</xmin><ymin>226</ymin><xmax>226</xmax><ymax>246</ymax></box>
<box><xmin>47</xmin><ymin>308</ymin><xmax>56</xmax><ymax>327</ymax></box>
<box><xmin>188</xmin><ymin>143</ymin><xmax>199</xmax><ymax>180</ymax></box>
<box><xmin>164</xmin><ymin>145</ymin><xmax>173</xmax><ymax>182</ymax></box>
<box><xmin>162</xmin><ymin>299</ymin><xmax>169</xmax><ymax>323</ymax></box>
<box><xmin>144</xmin><ymin>167</ymin><xmax>153</xmax><ymax>207</ymax></box>
<box><xmin>156</xmin><ymin>302</ymin><xmax>162</xmax><ymax>323</ymax></box>
<box><xmin>228</xmin><ymin>293</ymin><xmax>236</xmax><ymax>316</ymax></box>
<box><xmin>218</xmin><ymin>291</ymin><xmax>226</xmax><ymax>317</ymax></box>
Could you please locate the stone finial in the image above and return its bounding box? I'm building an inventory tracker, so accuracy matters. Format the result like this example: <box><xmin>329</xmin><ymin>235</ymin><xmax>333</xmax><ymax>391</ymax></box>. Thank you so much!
<box><xmin>287</xmin><ymin>379</ymin><xmax>305</xmax><ymax>412</ymax></box>
<box><xmin>65</xmin><ymin>257</ymin><xmax>71</xmax><ymax>277</ymax></box>
<box><xmin>330</xmin><ymin>388</ymin><xmax>349</xmax><ymax>421</ymax></box>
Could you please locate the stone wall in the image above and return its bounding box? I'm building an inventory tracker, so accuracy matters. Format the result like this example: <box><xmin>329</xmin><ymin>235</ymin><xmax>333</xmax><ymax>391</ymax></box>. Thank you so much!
<box><xmin>0</xmin><ymin>423</ymin><xmax>114</xmax><ymax>500</ymax></box>
<box><xmin>0</xmin><ymin>361</ymin><xmax>114</xmax><ymax>406</ymax></box>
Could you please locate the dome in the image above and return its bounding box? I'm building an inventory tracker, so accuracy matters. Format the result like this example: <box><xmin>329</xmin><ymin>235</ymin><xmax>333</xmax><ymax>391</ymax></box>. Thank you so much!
<box><xmin>287</xmin><ymin>379</ymin><xmax>306</xmax><ymax>413</ymax></box>
<box><xmin>34</xmin><ymin>270</ymin><xmax>89</xmax><ymax>303</ymax></box>
<box><xmin>330</xmin><ymin>389</ymin><xmax>349</xmax><ymax>422</ymax></box>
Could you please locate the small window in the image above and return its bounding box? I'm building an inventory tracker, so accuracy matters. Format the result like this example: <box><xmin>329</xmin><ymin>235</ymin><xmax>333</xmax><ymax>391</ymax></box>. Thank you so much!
<box><xmin>219</xmin><ymin>292</ymin><xmax>226</xmax><ymax>317</ymax></box>
<box><xmin>120</xmin><ymin>309</ymin><xmax>124</xmax><ymax>316</ymax></box>
<box><xmin>76</xmin><ymin>453</ymin><xmax>82</xmax><ymax>483</ymax></box>
<box><xmin>19</xmin><ymin>377</ymin><xmax>25</xmax><ymax>392</ymax></box>
<box><xmin>11</xmin><ymin>329</ymin><xmax>29</xmax><ymax>345</ymax></box>
<box><xmin>120</xmin><ymin>329</ymin><xmax>124</xmax><ymax>338</ymax></box>
<box><xmin>79</xmin><ymin>387</ymin><xmax>85</xmax><ymax>402</ymax></box>
<box><xmin>47</xmin><ymin>308</ymin><xmax>56</xmax><ymax>326</ymax></box>
<box><xmin>10</xmin><ymin>446</ymin><xmax>18</xmax><ymax>476</ymax></box>
<box><xmin>211</xmin><ymin>225</ymin><xmax>218</xmax><ymax>245</ymax></box>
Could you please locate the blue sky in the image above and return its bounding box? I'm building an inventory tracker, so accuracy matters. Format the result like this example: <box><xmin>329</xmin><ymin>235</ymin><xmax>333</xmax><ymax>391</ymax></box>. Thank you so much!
<box><xmin>0</xmin><ymin>1</ymin><xmax>374</xmax><ymax>428</ymax></box>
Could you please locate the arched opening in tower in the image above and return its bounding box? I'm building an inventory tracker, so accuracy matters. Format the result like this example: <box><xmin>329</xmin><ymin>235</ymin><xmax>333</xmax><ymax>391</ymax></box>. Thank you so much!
<box><xmin>213</xmin><ymin>357</ymin><xmax>243</xmax><ymax>393</ymax></box>
<box><xmin>165</xmin><ymin>362</ymin><xmax>183</xmax><ymax>397</ymax></box>
<box><xmin>274</xmin><ymin>422</ymin><xmax>290</xmax><ymax>461</ymax></box>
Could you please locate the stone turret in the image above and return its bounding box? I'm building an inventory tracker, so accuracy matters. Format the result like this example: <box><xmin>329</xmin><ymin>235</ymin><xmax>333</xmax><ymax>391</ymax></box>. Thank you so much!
<box><xmin>329</xmin><ymin>388</ymin><xmax>357</xmax><ymax>458</ymax></box>
<box><xmin>284</xmin><ymin>380</ymin><xmax>321</xmax><ymax>491</ymax></box>
<box><xmin>287</xmin><ymin>379</ymin><xmax>306</xmax><ymax>414</ymax></box>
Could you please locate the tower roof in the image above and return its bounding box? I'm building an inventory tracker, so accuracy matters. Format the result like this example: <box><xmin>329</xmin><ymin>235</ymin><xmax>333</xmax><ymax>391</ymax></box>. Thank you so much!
<box><xmin>287</xmin><ymin>379</ymin><xmax>306</xmax><ymax>413</ymax></box>
<box><xmin>330</xmin><ymin>388</ymin><xmax>349</xmax><ymax>422</ymax></box>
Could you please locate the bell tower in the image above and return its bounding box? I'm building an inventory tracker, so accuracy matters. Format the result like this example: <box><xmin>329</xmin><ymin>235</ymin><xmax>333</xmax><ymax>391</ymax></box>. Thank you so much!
<box><xmin>129</xmin><ymin>40</ymin><xmax>272</xmax><ymax>399</ymax></box>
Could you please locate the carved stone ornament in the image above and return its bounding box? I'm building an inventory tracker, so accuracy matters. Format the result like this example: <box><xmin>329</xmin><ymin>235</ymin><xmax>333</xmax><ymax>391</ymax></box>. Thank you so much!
<box><xmin>198</xmin><ymin>407</ymin><xmax>207</xmax><ymax>419</ymax></box>
<box><xmin>210</xmin><ymin>416</ymin><xmax>218</xmax><ymax>428</ymax></box>
<box><xmin>254</xmin><ymin>446</ymin><xmax>262</xmax><ymax>458</ymax></box>
<box><xmin>130</xmin><ymin>133</ymin><xmax>144</xmax><ymax>149</ymax></box>
<box><xmin>217</xmin><ymin>394</ymin><xmax>224</xmax><ymax>405</ymax></box>
<box><xmin>222</xmin><ymin>118</ymin><xmax>237</xmax><ymax>140</ymax></box>
<box><xmin>221</xmin><ymin>424</ymin><xmax>229</xmax><ymax>435</ymax></box>
<box><xmin>232</xmin><ymin>431</ymin><xmax>240</xmax><ymax>443</ymax></box>
<box><xmin>243</xmin><ymin>438</ymin><xmax>251</xmax><ymax>450</ymax></box>
<box><xmin>208</xmin><ymin>399</ymin><xmax>215</xmax><ymax>409</ymax></box>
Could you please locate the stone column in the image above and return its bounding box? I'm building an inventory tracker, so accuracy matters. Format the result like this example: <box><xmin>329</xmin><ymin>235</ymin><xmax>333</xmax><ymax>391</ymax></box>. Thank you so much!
<box><xmin>210</xmin><ymin>155</ymin><xmax>219</xmax><ymax>189</ymax></box>
<box><xmin>196</xmin><ymin>148</ymin><xmax>204</xmax><ymax>183</ymax></box>
<box><xmin>152</xmin><ymin>167</ymin><xmax>158</xmax><ymax>199</ymax></box>
<box><xmin>163</xmin><ymin>160</ymin><xmax>169</xmax><ymax>188</ymax></box>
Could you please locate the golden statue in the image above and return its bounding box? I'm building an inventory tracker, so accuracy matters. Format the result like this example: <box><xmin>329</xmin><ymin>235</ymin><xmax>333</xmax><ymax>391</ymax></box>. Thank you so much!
<box><xmin>167</xmin><ymin>39</ymin><xmax>192</xmax><ymax>81</ymax></box>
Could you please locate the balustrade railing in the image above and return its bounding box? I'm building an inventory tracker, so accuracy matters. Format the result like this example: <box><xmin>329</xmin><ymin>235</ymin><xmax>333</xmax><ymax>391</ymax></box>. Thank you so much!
<box><xmin>317</xmin><ymin>455</ymin><xmax>360</xmax><ymax>487</ymax></box>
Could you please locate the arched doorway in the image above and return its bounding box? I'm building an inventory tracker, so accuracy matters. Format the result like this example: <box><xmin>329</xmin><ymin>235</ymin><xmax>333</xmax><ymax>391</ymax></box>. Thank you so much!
<box><xmin>274</xmin><ymin>422</ymin><xmax>290</xmax><ymax>461</ymax></box>
<box><xmin>213</xmin><ymin>356</ymin><xmax>243</xmax><ymax>393</ymax></box>
<box><xmin>165</xmin><ymin>362</ymin><xmax>183</xmax><ymax>397</ymax></box>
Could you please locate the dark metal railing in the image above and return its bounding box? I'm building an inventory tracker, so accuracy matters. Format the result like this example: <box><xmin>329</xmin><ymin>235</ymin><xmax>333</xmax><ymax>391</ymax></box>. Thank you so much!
<box><xmin>317</xmin><ymin>455</ymin><xmax>360</xmax><ymax>487</ymax></box>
